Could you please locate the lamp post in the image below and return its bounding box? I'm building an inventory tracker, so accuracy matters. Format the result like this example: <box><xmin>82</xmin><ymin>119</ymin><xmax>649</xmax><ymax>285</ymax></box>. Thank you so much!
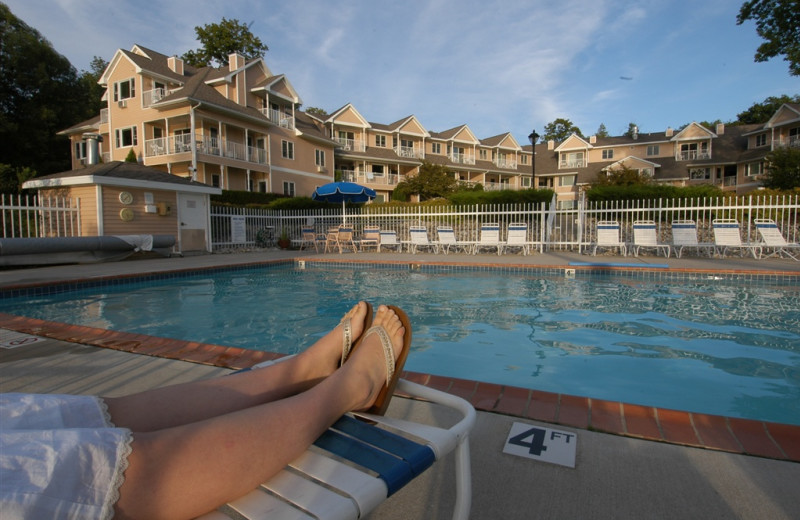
<box><xmin>528</xmin><ymin>129</ymin><xmax>539</xmax><ymax>185</ymax></box>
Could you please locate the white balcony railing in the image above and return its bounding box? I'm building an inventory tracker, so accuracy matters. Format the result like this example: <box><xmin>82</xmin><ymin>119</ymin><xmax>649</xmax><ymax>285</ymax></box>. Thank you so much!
<box><xmin>260</xmin><ymin>108</ymin><xmax>294</xmax><ymax>129</ymax></box>
<box><xmin>340</xmin><ymin>170</ymin><xmax>401</xmax><ymax>186</ymax></box>
<box><xmin>773</xmin><ymin>136</ymin><xmax>800</xmax><ymax>149</ymax></box>
<box><xmin>559</xmin><ymin>159</ymin><xmax>586</xmax><ymax>168</ymax></box>
<box><xmin>676</xmin><ymin>150</ymin><xmax>711</xmax><ymax>161</ymax></box>
<box><xmin>142</xmin><ymin>88</ymin><xmax>178</xmax><ymax>108</ymax></box>
<box><xmin>451</xmin><ymin>153</ymin><xmax>476</xmax><ymax>165</ymax></box>
<box><xmin>494</xmin><ymin>158</ymin><xmax>517</xmax><ymax>169</ymax></box>
<box><xmin>335</xmin><ymin>137</ymin><xmax>366</xmax><ymax>152</ymax></box>
<box><xmin>396</xmin><ymin>146</ymin><xmax>424</xmax><ymax>159</ymax></box>
<box><xmin>144</xmin><ymin>134</ymin><xmax>193</xmax><ymax>157</ymax></box>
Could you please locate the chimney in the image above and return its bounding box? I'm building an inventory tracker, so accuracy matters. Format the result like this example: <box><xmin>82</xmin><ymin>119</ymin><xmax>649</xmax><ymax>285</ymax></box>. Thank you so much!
<box><xmin>716</xmin><ymin>123</ymin><xmax>725</xmax><ymax>135</ymax></box>
<box><xmin>665</xmin><ymin>127</ymin><xmax>673</xmax><ymax>137</ymax></box>
<box><xmin>229</xmin><ymin>53</ymin><xmax>246</xmax><ymax>71</ymax></box>
<box><xmin>547</xmin><ymin>139</ymin><xmax>555</xmax><ymax>150</ymax></box>
<box><xmin>82</xmin><ymin>133</ymin><xmax>103</xmax><ymax>165</ymax></box>
<box><xmin>168</xmin><ymin>56</ymin><xmax>184</xmax><ymax>75</ymax></box>
<box><xmin>632</xmin><ymin>126</ymin><xmax>639</xmax><ymax>140</ymax></box>
<box><xmin>589</xmin><ymin>135</ymin><xmax>596</xmax><ymax>144</ymax></box>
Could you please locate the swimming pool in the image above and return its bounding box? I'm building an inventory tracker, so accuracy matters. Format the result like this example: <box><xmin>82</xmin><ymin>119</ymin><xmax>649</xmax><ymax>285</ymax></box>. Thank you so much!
<box><xmin>2</xmin><ymin>263</ymin><xmax>799</xmax><ymax>425</ymax></box>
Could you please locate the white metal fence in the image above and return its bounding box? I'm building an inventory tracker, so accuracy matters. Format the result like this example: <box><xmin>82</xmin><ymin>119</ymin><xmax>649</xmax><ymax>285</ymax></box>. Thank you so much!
<box><xmin>211</xmin><ymin>195</ymin><xmax>800</xmax><ymax>253</ymax></box>
<box><xmin>1</xmin><ymin>194</ymin><xmax>81</xmax><ymax>238</ymax></box>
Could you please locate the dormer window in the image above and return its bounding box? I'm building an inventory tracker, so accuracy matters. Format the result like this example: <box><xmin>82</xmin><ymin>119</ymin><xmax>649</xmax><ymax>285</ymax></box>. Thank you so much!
<box><xmin>755</xmin><ymin>134</ymin><xmax>767</xmax><ymax>147</ymax></box>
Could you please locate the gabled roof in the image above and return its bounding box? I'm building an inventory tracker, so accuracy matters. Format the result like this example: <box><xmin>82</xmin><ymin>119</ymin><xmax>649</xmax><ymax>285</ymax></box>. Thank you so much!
<box><xmin>605</xmin><ymin>156</ymin><xmax>662</xmax><ymax>170</ymax></box>
<box><xmin>57</xmin><ymin>115</ymin><xmax>101</xmax><ymax>135</ymax></box>
<box><xmin>327</xmin><ymin>103</ymin><xmax>371</xmax><ymax>128</ymax></box>
<box><xmin>383</xmin><ymin>115</ymin><xmax>430</xmax><ymax>137</ymax></box>
<box><xmin>671</xmin><ymin>122</ymin><xmax>716</xmax><ymax>141</ymax></box>
<box><xmin>251</xmin><ymin>74</ymin><xmax>302</xmax><ymax>105</ymax></box>
<box><xmin>100</xmin><ymin>45</ymin><xmax>193</xmax><ymax>86</ymax></box>
<box><xmin>481</xmin><ymin>132</ymin><xmax>521</xmax><ymax>150</ymax></box>
<box><xmin>764</xmin><ymin>103</ymin><xmax>800</xmax><ymax>128</ymax></box>
<box><xmin>555</xmin><ymin>133</ymin><xmax>591</xmax><ymax>151</ymax></box>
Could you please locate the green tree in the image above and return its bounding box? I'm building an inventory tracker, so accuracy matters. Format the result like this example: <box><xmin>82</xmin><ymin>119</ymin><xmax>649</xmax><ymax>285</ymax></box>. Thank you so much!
<box><xmin>591</xmin><ymin>165</ymin><xmax>652</xmax><ymax>187</ymax></box>
<box><xmin>736</xmin><ymin>94</ymin><xmax>800</xmax><ymax>124</ymax></box>
<box><xmin>595</xmin><ymin>123</ymin><xmax>609</xmax><ymax>138</ymax></box>
<box><xmin>737</xmin><ymin>0</ymin><xmax>800</xmax><ymax>76</ymax></box>
<box><xmin>78</xmin><ymin>56</ymin><xmax>108</xmax><ymax>118</ymax></box>
<box><xmin>542</xmin><ymin>118</ymin><xmax>584</xmax><ymax>142</ymax></box>
<box><xmin>305</xmin><ymin>107</ymin><xmax>328</xmax><ymax>118</ymax></box>
<box><xmin>624</xmin><ymin>122</ymin><xmax>640</xmax><ymax>138</ymax></box>
<box><xmin>762</xmin><ymin>146</ymin><xmax>800</xmax><ymax>189</ymax></box>
<box><xmin>0</xmin><ymin>3</ymin><xmax>86</xmax><ymax>186</ymax></box>
<box><xmin>393</xmin><ymin>161</ymin><xmax>457</xmax><ymax>201</ymax></box>
<box><xmin>182</xmin><ymin>18</ymin><xmax>268</xmax><ymax>68</ymax></box>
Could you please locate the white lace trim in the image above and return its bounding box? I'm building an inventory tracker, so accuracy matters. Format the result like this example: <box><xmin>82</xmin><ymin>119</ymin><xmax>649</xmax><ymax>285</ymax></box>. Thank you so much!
<box><xmin>95</xmin><ymin>396</ymin><xmax>115</xmax><ymax>427</ymax></box>
<box><xmin>100</xmin><ymin>429</ymin><xmax>133</xmax><ymax>520</ymax></box>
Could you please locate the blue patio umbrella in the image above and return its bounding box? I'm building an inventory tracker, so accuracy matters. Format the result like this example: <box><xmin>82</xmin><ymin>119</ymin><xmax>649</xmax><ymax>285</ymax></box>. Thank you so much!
<box><xmin>312</xmin><ymin>181</ymin><xmax>376</xmax><ymax>223</ymax></box>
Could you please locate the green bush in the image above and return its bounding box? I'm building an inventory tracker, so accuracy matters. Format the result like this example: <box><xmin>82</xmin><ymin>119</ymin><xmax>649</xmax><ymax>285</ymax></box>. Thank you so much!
<box><xmin>211</xmin><ymin>190</ymin><xmax>284</xmax><ymax>206</ymax></box>
<box><xmin>447</xmin><ymin>188</ymin><xmax>554</xmax><ymax>206</ymax></box>
<box><xmin>585</xmin><ymin>184</ymin><xmax>723</xmax><ymax>202</ymax></box>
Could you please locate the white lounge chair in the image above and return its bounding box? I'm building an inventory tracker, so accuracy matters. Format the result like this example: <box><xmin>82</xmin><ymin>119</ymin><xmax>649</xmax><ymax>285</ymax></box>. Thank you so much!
<box><xmin>591</xmin><ymin>220</ymin><xmax>626</xmax><ymax>256</ymax></box>
<box><xmin>199</xmin><ymin>379</ymin><xmax>476</xmax><ymax>520</ymax></box>
<box><xmin>670</xmin><ymin>220</ymin><xmax>713</xmax><ymax>258</ymax></box>
<box><xmin>712</xmin><ymin>219</ymin><xmax>761</xmax><ymax>258</ymax></box>
<box><xmin>378</xmin><ymin>230</ymin><xmax>401</xmax><ymax>252</ymax></box>
<box><xmin>473</xmin><ymin>223</ymin><xmax>503</xmax><ymax>255</ymax></box>
<box><xmin>754</xmin><ymin>219</ymin><xmax>799</xmax><ymax>260</ymax></box>
<box><xmin>632</xmin><ymin>220</ymin><xmax>670</xmax><ymax>257</ymax></box>
<box><xmin>503</xmin><ymin>222</ymin><xmax>534</xmax><ymax>256</ymax></box>
<box><xmin>359</xmin><ymin>226</ymin><xmax>380</xmax><ymax>252</ymax></box>
<box><xmin>406</xmin><ymin>226</ymin><xmax>436</xmax><ymax>254</ymax></box>
<box><xmin>434</xmin><ymin>226</ymin><xmax>474</xmax><ymax>254</ymax></box>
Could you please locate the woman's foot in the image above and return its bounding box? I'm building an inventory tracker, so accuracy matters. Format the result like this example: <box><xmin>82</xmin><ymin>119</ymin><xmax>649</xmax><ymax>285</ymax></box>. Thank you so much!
<box><xmin>296</xmin><ymin>301</ymin><xmax>371</xmax><ymax>382</ymax></box>
<box><xmin>343</xmin><ymin>305</ymin><xmax>407</xmax><ymax>412</ymax></box>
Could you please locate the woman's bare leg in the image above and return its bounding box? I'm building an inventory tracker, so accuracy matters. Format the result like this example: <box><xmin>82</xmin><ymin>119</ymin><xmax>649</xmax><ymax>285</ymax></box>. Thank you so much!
<box><xmin>114</xmin><ymin>305</ymin><xmax>406</xmax><ymax>520</ymax></box>
<box><xmin>105</xmin><ymin>301</ymin><xmax>371</xmax><ymax>432</ymax></box>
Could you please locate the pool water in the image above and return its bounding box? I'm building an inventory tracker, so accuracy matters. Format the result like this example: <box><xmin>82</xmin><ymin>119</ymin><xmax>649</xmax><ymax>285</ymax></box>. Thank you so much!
<box><xmin>3</xmin><ymin>264</ymin><xmax>799</xmax><ymax>425</ymax></box>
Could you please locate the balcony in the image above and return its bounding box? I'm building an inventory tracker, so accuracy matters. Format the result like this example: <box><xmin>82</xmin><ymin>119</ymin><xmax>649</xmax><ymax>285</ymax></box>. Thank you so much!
<box><xmin>676</xmin><ymin>150</ymin><xmax>711</xmax><ymax>161</ymax></box>
<box><xmin>493</xmin><ymin>158</ymin><xmax>517</xmax><ymax>169</ymax></box>
<box><xmin>773</xmin><ymin>136</ymin><xmax>800</xmax><ymax>149</ymax></box>
<box><xmin>559</xmin><ymin>159</ymin><xmax>586</xmax><ymax>168</ymax></box>
<box><xmin>335</xmin><ymin>137</ymin><xmax>366</xmax><ymax>152</ymax></box>
<box><xmin>144</xmin><ymin>135</ymin><xmax>267</xmax><ymax>165</ymax></box>
<box><xmin>259</xmin><ymin>108</ymin><xmax>294</xmax><ymax>129</ymax></box>
<box><xmin>142</xmin><ymin>87</ymin><xmax>178</xmax><ymax>108</ymax></box>
<box><xmin>395</xmin><ymin>146</ymin><xmax>424</xmax><ymax>159</ymax></box>
<box><xmin>450</xmin><ymin>152</ymin><xmax>476</xmax><ymax>165</ymax></box>
<box><xmin>340</xmin><ymin>169</ymin><xmax>400</xmax><ymax>186</ymax></box>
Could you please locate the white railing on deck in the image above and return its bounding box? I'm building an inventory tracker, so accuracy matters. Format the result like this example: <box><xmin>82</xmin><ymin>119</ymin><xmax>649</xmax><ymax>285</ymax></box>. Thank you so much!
<box><xmin>1</xmin><ymin>194</ymin><xmax>81</xmax><ymax>238</ymax></box>
<box><xmin>211</xmin><ymin>194</ymin><xmax>800</xmax><ymax>253</ymax></box>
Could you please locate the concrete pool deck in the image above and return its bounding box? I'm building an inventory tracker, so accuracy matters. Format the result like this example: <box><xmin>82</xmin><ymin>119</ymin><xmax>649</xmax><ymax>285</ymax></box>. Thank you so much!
<box><xmin>1</xmin><ymin>249</ymin><xmax>799</xmax><ymax>519</ymax></box>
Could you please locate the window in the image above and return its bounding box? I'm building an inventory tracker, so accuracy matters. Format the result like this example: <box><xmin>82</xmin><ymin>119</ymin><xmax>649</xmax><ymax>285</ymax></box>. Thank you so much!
<box><xmin>371</xmin><ymin>165</ymin><xmax>384</xmax><ymax>176</ymax></box>
<box><xmin>115</xmin><ymin>126</ymin><xmax>138</xmax><ymax>148</ymax></box>
<box><xmin>558</xmin><ymin>175</ymin><xmax>576</xmax><ymax>187</ymax></box>
<box><xmin>375</xmin><ymin>135</ymin><xmax>386</xmax><ymax>147</ymax></box>
<box><xmin>281</xmin><ymin>140</ymin><xmax>294</xmax><ymax>159</ymax></box>
<box><xmin>646</xmin><ymin>145</ymin><xmax>660</xmax><ymax>156</ymax></box>
<box><xmin>283</xmin><ymin>181</ymin><xmax>295</xmax><ymax>197</ymax></box>
<box><xmin>690</xmin><ymin>167</ymin><xmax>710</xmax><ymax>180</ymax></box>
<box><xmin>315</xmin><ymin>149</ymin><xmax>325</xmax><ymax>167</ymax></box>
<box><xmin>479</xmin><ymin>149</ymin><xmax>488</xmax><ymax>160</ymax></box>
<box><xmin>258</xmin><ymin>181</ymin><xmax>267</xmax><ymax>193</ymax></box>
<box><xmin>74</xmin><ymin>141</ymin><xmax>86</xmax><ymax>161</ymax></box>
<box><xmin>212</xmin><ymin>174</ymin><xmax>220</xmax><ymax>188</ymax></box>
<box><xmin>113</xmin><ymin>78</ymin><xmax>136</xmax><ymax>101</ymax></box>
<box><xmin>431</xmin><ymin>142</ymin><xmax>441</xmax><ymax>154</ymax></box>
<box><xmin>521</xmin><ymin>176</ymin><xmax>532</xmax><ymax>187</ymax></box>
<box><xmin>602</xmin><ymin>149</ymin><xmax>614</xmax><ymax>160</ymax></box>
<box><xmin>756</xmin><ymin>133</ymin><xmax>767</xmax><ymax>147</ymax></box>
<box><xmin>520</xmin><ymin>155</ymin><xmax>528</xmax><ymax>165</ymax></box>
<box><xmin>747</xmin><ymin>162</ymin><xmax>764</xmax><ymax>176</ymax></box>
<box><xmin>174</xmin><ymin>128</ymin><xmax>191</xmax><ymax>152</ymax></box>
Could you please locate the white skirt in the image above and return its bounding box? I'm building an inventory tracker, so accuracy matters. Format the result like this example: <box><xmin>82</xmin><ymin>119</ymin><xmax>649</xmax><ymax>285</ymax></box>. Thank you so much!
<box><xmin>0</xmin><ymin>393</ymin><xmax>133</xmax><ymax>520</ymax></box>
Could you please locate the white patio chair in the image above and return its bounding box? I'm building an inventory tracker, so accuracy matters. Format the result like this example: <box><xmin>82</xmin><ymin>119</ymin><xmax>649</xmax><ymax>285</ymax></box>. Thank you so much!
<box><xmin>503</xmin><ymin>222</ymin><xmax>533</xmax><ymax>256</ymax></box>
<box><xmin>378</xmin><ymin>230</ymin><xmax>401</xmax><ymax>252</ymax></box>
<box><xmin>473</xmin><ymin>223</ymin><xmax>503</xmax><ymax>255</ymax></box>
<box><xmin>591</xmin><ymin>220</ymin><xmax>626</xmax><ymax>256</ymax></box>
<box><xmin>434</xmin><ymin>226</ymin><xmax>474</xmax><ymax>254</ymax></box>
<box><xmin>632</xmin><ymin>220</ymin><xmax>670</xmax><ymax>257</ymax></box>
<box><xmin>712</xmin><ymin>219</ymin><xmax>761</xmax><ymax>258</ymax></box>
<box><xmin>407</xmin><ymin>225</ymin><xmax>436</xmax><ymax>254</ymax></box>
<box><xmin>359</xmin><ymin>226</ymin><xmax>380</xmax><ymax>252</ymax></box>
<box><xmin>199</xmin><ymin>378</ymin><xmax>476</xmax><ymax>520</ymax></box>
<box><xmin>754</xmin><ymin>219</ymin><xmax>799</xmax><ymax>260</ymax></box>
<box><xmin>670</xmin><ymin>220</ymin><xmax>713</xmax><ymax>258</ymax></box>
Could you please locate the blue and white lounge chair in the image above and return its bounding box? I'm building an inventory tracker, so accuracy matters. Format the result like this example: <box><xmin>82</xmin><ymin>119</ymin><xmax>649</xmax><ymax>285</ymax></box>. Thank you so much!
<box><xmin>670</xmin><ymin>220</ymin><xmax>713</xmax><ymax>258</ymax></box>
<box><xmin>592</xmin><ymin>221</ymin><xmax>626</xmax><ymax>256</ymax></box>
<box><xmin>474</xmin><ymin>223</ymin><xmax>503</xmax><ymax>255</ymax></box>
<box><xmin>434</xmin><ymin>226</ymin><xmax>474</xmax><ymax>254</ymax></box>
<box><xmin>502</xmin><ymin>222</ymin><xmax>534</xmax><ymax>256</ymax></box>
<box><xmin>712</xmin><ymin>219</ymin><xmax>761</xmax><ymax>258</ymax></box>
<box><xmin>198</xmin><ymin>379</ymin><xmax>476</xmax><ymax>520</ymax></box>
<box><xmin>406</xmin><ymin>226</ymin><xmax>436</xmax><ymax>254</ymax></box>
<box><xmin>632</xmin><ymin>220</ymin><xmax>670</xmax><ymax>257</ymax></box>
<box><xmin>378</xmin><ymin>230</ymin><xmax>401</xmax><ymax>252</ymax></box>
<box><xmin>754</xmin><ymin>219</ymin><xmax>799</xmax><ymax>260</ymax></box>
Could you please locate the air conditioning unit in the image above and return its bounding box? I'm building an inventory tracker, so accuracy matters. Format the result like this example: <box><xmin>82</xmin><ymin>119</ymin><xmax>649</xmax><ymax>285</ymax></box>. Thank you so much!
<box><xmin>117</xmin><ymin>99</ymin><xmax>128</xmax><ymax>108</ymax></box>
<box><xmin>316</xmin><ymin>166</ymin><xmax>325</xmax><ymax>173</ymax></box>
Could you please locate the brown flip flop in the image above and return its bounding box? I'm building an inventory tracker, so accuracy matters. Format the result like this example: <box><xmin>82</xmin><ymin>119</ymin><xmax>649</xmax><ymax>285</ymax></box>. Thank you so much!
<box><xmin>340</xmin><ymin>301</ymin><xmax>373</xmax><ymax>366</ymax></box>
<box><xmin>362</xmin><ymin>304</ymin><xmax>412</xmax><ymax>416</ymax></box>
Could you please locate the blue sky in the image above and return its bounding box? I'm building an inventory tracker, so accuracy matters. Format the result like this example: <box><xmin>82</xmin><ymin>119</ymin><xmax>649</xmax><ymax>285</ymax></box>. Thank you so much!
<box><xmin>7</xmin><ymin>0</ymin><xmax>798</xmax><ymax>143</ymax></box>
